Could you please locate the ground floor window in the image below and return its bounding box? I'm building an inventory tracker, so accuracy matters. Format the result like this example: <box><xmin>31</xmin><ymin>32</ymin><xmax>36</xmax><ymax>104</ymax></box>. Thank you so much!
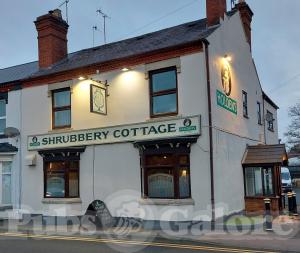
<box><xmin>144</xmin><ymin>154</ymin><xmax>190</xmax><ymax>199</ymax></box>
<box><xmin>39</xmin><ymin>147</ymin><xmax>85</xmax><ymax>199</ymax></box>
<box><xmin>44</xmin><ymin>161</ymin><xmax>79</xmax><ymax>198</ymax></box>
<box><xmin>2</xmin><ymin>162</ymin><xmax>12</xmax><ymax>205</ymax></box>
<box><xmin>135</xmin><ymin>138</ymin><xmax>198</xmax><ymax>200</ymax></box>
<box><xmin>244</xmin><ymin>167</ymin><xmax>274</xmax><ymax>197</ymax></box>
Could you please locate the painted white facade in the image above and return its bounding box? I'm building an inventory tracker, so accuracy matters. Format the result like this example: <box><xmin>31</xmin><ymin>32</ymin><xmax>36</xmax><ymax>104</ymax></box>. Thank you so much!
<box><xmin>0</xmin><ymin>10</ymin><xmax>280</xmax><ymax>222</ymax></box>
<box><xmin>0</xmin><ymin>90</ymin><xmax>21</xmax><ymax>218</ymax></box>
<box><xmin>206</xmin><ymin>12</ymin><xmax>279</xmax><ymax>215</ymax></box>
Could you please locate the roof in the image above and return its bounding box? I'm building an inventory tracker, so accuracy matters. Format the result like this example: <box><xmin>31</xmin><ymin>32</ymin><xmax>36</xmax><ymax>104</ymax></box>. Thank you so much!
<box><xmin>0</xmin><ymin>9</ymin><xmax>241</xmax><ymax>85</ymax></box>
<box><xmin>32</xmin><ymin>18</ymin><xmax>217</xmax><ymax>78</ymax></box>
<box><xmin>263</xmin><ymin>91</ymin><xmax>279</xmax><ymax>110</ymax></box>
<box><xmin>0</xmin><ymin>142</ymin><xmax>18</xmax><ymax>153</ymax></box>
<box><xmin>0</xmin><ymin>16</ymin><xmax>223</xmax><ymax>85</ymax></box>
<box><xmin>0</xmin><ymin>62</ymin><xmax>38</xmax><ymax>84</ymax></box>
<box><xmin>242</xmin><ymin>144</ymin><xmax>288</xmax><ymax>165</ymax></box>
<box><xmin>289</xmin><ymin>157</ymin><xmax>300</xmax><ymax>166</ymax></box>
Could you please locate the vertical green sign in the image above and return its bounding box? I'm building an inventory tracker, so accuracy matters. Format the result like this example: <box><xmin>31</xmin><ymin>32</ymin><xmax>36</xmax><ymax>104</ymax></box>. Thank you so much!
<box><xmin>216</xmin><ymin>90</ymin><xmax>237</xmax><ymax>115</ymax></box>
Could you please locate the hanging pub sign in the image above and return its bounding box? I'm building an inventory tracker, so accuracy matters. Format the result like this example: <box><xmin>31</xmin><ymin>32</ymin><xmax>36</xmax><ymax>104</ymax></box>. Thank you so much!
<box><xmin>28</xmin><ymin>115</ymin><xmax>201</xmax><ymax>151</ymax></box>
<box><xmin>90</xmin><ymin>84</ymin><xmax>107</xmax><ymax>115</ymax></box>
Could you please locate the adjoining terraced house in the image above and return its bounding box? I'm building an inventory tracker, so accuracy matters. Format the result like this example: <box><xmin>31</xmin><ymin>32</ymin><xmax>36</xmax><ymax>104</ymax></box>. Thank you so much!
<box><xmin>0</xmin><ymin>0</ymin><xmax>287</xmax><ymax>223</ymax></box>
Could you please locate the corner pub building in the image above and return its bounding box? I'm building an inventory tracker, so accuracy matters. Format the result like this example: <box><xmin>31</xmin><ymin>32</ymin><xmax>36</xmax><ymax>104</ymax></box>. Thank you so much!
<box><xmin>0</xmin><ymin>0</ymin><xmax>287</xmax><ymax>223</ymax></box>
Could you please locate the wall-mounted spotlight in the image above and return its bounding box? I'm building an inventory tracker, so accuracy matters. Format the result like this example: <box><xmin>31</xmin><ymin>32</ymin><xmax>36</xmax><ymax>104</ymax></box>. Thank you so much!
<box><xmin>78</xmin><ymin>76</ymin><xmax>87</xmax><ymax>81</ymax></box>
<box><xmin>223</xmin><ymin>54</ymin><xmax>232</xmax><ymax>62</ymax></box>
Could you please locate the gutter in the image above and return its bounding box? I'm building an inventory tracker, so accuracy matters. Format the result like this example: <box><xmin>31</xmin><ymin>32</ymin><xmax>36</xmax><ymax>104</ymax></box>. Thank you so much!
<box><xmin>203</xmin><ymin>39</ymin><xmax>215</xmax><ymax>226</ymax></box>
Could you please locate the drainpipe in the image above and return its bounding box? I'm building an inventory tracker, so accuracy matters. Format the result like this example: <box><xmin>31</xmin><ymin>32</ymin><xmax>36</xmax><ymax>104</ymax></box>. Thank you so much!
<box><xmin>203</xmin><ymin>39</ymin><xmax>215</xmax><ymax>226</ymax></box>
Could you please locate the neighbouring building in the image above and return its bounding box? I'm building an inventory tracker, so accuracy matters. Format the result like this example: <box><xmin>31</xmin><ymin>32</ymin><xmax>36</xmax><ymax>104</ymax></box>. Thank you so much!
<box><xmin>0</xmin><ymin>0</ymin><xmax>287</xmax><ymax>223</ymax></box>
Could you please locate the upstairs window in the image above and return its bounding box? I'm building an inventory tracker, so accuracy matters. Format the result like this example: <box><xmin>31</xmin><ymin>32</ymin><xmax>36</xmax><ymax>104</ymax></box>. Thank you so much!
<box><xmin>0</xmin><ymin>99</ymin><xmax>6</xmax><ymax>134</ymax></box>
<box><xmin>242</xmin><ymin>91</ymin><xmax>248</xmax><ymax>118</ymax></box>
<box><xmin>52</xmin><ymin>88</ymin><xmax>71</xmax><ymax>129</ymax></box>
<box><xmin>257</xmin><ymin>102</ymin><xmax>262</xmax><ymax>125</ymax></box>
<box><xmin>149</xmin><ymin>67</ymin><xmax>178</xmax><ymax>117</ymax></box>
<box><xmin>266</xmin><ymin>110</ymin><xmax>274</xmax><ymax>132</ymax></box>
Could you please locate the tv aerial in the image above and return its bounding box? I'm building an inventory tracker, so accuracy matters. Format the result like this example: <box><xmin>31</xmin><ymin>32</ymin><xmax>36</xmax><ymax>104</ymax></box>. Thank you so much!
<box><xmin>59</xmin><ymin>0</ymin><xmax>70</xmax><ymax>23</ymax></box>
<box><xmin>96</xmin><ymin>8</ymin><xmax>110</xmax><ymax>44</ymax></box>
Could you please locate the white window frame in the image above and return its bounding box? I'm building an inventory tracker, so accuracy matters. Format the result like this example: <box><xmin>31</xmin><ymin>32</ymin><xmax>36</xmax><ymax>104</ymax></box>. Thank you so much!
<box><xmin>0</xmin><ymin>156</ymin><xmax>13</xmax><ymax>206</ymax></box>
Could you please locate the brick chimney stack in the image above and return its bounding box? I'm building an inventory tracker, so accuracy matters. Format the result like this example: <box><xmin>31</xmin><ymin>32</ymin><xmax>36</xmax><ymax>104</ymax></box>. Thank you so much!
<box><xmin>206</xmin><ymin>0</ymin><xmax>227</xmax><ymax>27</ymax></box>
<box><xmin>235</xmin><ymin>1</ymin><xmax>253</xmax><ymax>49</ymax></box>
<box><xmin>35</xmin><ymin>9</ymin><xmax>69</xmax><ymax>69</ymax></box>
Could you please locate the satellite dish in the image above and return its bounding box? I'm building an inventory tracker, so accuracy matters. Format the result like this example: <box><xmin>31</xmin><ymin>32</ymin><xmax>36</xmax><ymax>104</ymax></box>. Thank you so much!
<box><xmin>4</xmin><ymin>127</ymin><xmax>20</xmax><ymax>138</ymax></box>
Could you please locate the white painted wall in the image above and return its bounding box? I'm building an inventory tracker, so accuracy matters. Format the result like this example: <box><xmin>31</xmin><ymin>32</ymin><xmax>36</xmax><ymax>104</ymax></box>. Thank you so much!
<box><xmin>206</xmin><ymin>11</ymin><xmax>279</xmax><ymax>215</ymax></box>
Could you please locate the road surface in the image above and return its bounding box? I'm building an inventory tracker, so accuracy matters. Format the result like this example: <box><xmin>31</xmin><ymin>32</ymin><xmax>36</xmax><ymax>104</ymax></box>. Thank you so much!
<box><xmin>0</xmin><ymin>232</ymin><xmax>277</xmax><ymax>253</ymax></box>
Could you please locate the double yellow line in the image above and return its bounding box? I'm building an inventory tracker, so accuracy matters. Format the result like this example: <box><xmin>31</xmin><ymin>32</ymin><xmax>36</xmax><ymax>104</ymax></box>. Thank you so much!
<box><xmin>0</xmin><ymin>232</ymin><xmax>278</xmax><ymax>253</ymax></box>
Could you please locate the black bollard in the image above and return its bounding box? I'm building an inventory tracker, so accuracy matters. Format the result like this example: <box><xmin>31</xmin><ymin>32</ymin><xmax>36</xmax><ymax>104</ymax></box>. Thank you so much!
<box><xmin>264</xmin><ymin>198</ymin><xmax>273</xmax><ymax>231</ymax></box>
<box><xmin>288</xmin><ymin>192</ymin><xmax>294</xmax><ymax>216</ymax></box>
<box><xmin>281</xmin><ymin>193</ymin><xmax>286</xmax><ymax>209</ymax></box>
<box><xmin>292</xmin><ymin>192</ymin><xmax>298</xmax><ymax>216</ymax></box>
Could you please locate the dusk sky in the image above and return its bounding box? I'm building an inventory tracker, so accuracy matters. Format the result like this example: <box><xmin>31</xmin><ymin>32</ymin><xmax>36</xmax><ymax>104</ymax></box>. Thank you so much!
<box><xmin>0</xmin><ymin>0</ymin><xmax>299</xmax><ymax>140</ymax></box>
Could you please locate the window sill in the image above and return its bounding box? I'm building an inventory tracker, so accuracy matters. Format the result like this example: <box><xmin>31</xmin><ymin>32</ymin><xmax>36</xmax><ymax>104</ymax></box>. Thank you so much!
<box><xmin>48</xmin><ymin>128</ymin><xmax>73</xmax><ymax>133</ymax></box>
<box><xmin>139</xmin><ymin>198</ymin><xmax>195</xmax><ymax>206</ymax></box>
<box><xmin>42</xmin><ymin>198</ymin><xmax>82</xmax><ymax>204</ymax></box>
<box><xmin>0</xmin><ymin>205</ymin><xmax>13</xmax><ymax>211</ymax></box>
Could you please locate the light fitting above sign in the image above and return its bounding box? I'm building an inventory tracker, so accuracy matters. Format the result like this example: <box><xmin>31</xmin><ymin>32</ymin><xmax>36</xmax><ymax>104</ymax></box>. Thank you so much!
<box><xmin>28</xmin><ymin>115</ymin><xmax>201</xmax><ymax>151</ymax></box>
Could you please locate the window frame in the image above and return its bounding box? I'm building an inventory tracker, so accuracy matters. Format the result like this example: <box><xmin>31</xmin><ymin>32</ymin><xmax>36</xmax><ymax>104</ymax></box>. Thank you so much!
<box><xmin>242</xmin><ymin>90</ymin><xmax>248</xmax><ymax>118</ymax></box>
<box><xmin>243</xmin><ymin>166</ymin><xmax>275</xmax><ymax>197</ymax></box>
<box><xmin>0</xmin><ymin>99</ymin><xmax>7</xmax><ymax>134</ymax></box>
<box><xmin>257</xmin><ymin>101</ymin><xmax>262</xmax><ymax>125</ymax></box>
<box><xmin>1</xmin><ymin>161</ymin><xmax>12</xmax><ymax>205</ymax></box>
<box><xmin>44</xmin><ymin>160</ymin><xmax>79</xmax><ymax>199</ymax></box>
<box><xmin>52</xmin><ymin>88</ymin><xmax>71</xmax><ymax>129</ymax></box>
<box><xmin>149</xmin><ymin>66</ymin><xmax>178</xmax><ymax>118</ymax></box>
<box><xmin>142</xmin><ymin>152</ymin><xmax>191</xmax><ymax>199</ymax></box>
<box><xmin>266</xmin><ymin>110</ymin><xmax>274</xmax><ymax>132</ymax></box>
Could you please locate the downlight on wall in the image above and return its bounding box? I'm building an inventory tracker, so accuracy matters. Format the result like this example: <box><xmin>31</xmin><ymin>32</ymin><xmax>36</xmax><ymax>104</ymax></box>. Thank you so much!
<box><xmin>78</xmin><ymin>76</ymin><xmax>87</xmax><ymax>81</ymax></box>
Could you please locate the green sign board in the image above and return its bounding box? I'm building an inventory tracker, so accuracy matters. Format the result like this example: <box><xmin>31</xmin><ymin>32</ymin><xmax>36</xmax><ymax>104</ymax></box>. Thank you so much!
<box><xmin>28</xmin><ymin>115</ymin><xmax>201</xmax><ymax>151</ymax></box>
<box><xmin>216</xmin><ymin>90</ymin><xmax>237</xmax><ymax>115</ymax></box>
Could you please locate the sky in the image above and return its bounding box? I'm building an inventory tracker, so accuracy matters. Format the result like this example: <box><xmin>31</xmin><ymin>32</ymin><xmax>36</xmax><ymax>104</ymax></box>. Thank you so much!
<box><xmin>0</xmin><ymin>0</ymin><xmax>299</xmax><ymax>141</ymax></box>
